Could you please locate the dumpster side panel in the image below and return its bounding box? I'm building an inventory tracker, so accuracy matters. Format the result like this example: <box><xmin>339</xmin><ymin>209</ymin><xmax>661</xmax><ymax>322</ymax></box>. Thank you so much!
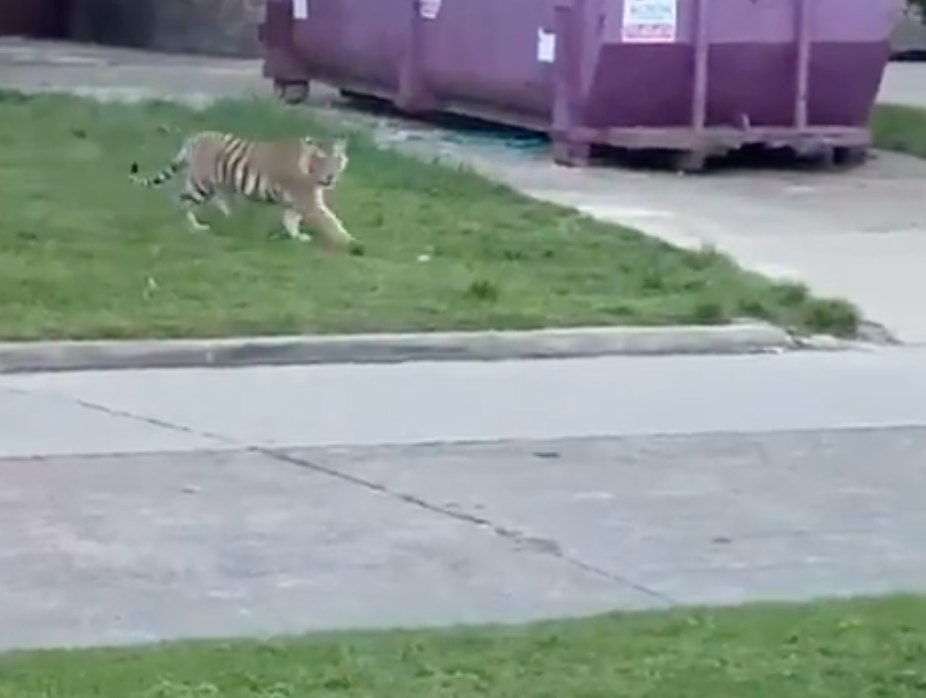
<box><xmin>807</xmin><ymin>42</ymin><xmax>890</xmax><ymax>126</ymax></box>
<box><xmin>267</xmin><ymin>0</ymin><xmax>896</xmax><ymax>160</ymax></box>
<box><xmin>420</xmin><ymin>0</ymin><xmax>555</xmax><ymax>120</ymax></box>
<box><xmin>586</xmin><ymin>0</ymin><xmax>894</xmax><ymax>129</ymax></box>
<box><xmin>706</xmin><ymin>0</ymin><xmax>895</xmax><ymax>127</ymax></box>
<box><xmin>805</xmin><ymin>0</ymin><xmax>895</xmax><ymax>126</ymax></box>
<box><xmin>583</xmin><ymin>1</ymin><xmax>693</xmax><ymax>128</ymax></box>
<box><xmin>291</xmin><ymin>0</ymin><xmax>404</xmax><ymax>93</ymax></box>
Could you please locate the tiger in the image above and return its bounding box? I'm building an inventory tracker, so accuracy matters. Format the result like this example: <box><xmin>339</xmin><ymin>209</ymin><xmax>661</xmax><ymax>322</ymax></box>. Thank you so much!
<box><xmin>129</xmin><ymin>131</ymin><xmax>361</xmax><ymax>254</ymax></box>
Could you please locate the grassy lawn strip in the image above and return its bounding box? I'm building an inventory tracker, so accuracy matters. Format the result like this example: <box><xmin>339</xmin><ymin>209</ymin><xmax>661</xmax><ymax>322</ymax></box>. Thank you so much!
<box><xmin>0</xmin><ymin>90</ymin><xmax>859</xmax><ymax>340</ymax></box>
<box><xmin>2</xmin><ymin>595</ymin><xmax>926</xmax><ymax>697</ymax></box>
<box><xmin>873</xmin><ymin>103</ymin><xmax>926</xmax><ymax>157</ymax></box>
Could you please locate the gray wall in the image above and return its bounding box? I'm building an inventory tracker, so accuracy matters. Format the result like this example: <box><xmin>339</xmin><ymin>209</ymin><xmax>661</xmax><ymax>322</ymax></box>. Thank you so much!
<box><xmin>69</xmin><ymin>0</ymin><xmax>265</xmax><ymax>58</ymax></box>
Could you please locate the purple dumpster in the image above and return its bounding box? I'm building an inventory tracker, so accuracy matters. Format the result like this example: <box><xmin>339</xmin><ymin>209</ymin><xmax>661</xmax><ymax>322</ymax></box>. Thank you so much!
<box><xmin>260</xmin><ymin>0</ymin><xmax>896</xmax><ymax>170</ymax></box>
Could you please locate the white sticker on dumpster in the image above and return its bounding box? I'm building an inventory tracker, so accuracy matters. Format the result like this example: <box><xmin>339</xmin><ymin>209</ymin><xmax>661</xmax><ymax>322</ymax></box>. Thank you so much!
<box><xmin>420</xmin><ymin>0</ymin><xmax>441</xmax><ymax>20</ymax></box>
<box><xmin>292</xmin><ymin>0</ymin><xmax>308</xmax><ymax>19</ymax></box>
<box><xmin>621</xmin><ymin>0</ymin><xmax>677</xmax><ymax>43</ymax></box>
<box><xmin>536</xmin><ymin>29</ymin><xmax>556</xmax><ymax>63</ymax></box>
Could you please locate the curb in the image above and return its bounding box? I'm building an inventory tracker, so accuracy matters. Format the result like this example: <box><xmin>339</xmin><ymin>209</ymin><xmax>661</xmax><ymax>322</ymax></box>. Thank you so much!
<box><xmin>0</xmin><ymin>324</ymin><xmax>801</xmax><ymax>374</ymax></box>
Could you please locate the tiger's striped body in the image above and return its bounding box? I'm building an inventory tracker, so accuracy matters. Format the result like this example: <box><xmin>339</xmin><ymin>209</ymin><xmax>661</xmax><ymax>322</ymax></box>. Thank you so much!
<box><xmin>129</xmin><ymin>131</ymin><xmax>359</xmax><ymax>253</ymax></box>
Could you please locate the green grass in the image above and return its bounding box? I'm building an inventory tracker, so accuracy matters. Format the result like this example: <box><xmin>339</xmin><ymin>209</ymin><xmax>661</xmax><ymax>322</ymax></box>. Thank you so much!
<box><xmin>872</xmin><ymin>103</ymin><xmax>926</xmax><ymax>157</ymax></box>
<box><xmin>0</xmin><ymin>90</ymin><xmax>860</xmax><ymax>340</ymax></box>
<box><xmin>3</xmin><ymin>595</ymin><xmax>926</xmax><ymax>697</ymax></box>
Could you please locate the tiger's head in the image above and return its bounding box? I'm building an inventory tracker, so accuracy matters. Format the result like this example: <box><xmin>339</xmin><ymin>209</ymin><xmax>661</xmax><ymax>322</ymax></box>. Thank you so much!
<box><xmin>305</xmin><ymin>137</ymin><xmax>349</xmax><ymax>189</ymax></box>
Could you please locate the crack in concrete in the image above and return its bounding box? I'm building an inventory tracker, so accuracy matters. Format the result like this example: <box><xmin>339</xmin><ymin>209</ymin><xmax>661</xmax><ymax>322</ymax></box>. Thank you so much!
<box><xmin>267</xmin><ymin>448</ymin><xmax>675</xmax><ymax>604</ymax></box>
<box><xmin>20</xmin><ymin>387</ymin><xmax>674</xmax><ymax>605</ymax></box>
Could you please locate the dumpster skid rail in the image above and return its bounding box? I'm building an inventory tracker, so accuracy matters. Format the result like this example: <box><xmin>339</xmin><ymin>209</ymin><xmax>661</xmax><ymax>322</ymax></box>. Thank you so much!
<box><xmin>260</xmin><ymin>0</ymin><xmax>894</xmax><ymax>171</ymax></box>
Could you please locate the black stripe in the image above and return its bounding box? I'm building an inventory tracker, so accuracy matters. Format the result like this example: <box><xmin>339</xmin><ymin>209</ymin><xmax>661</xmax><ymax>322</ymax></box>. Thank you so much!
<box><xmin>179</xmin><ymin>190</ymin><xmax>206</xmax><ymax>204</ymax></box>
<box><xmin>219</xmin><ymin>136</ymin><xmax>246</xmax><ymax>186</ymax></box>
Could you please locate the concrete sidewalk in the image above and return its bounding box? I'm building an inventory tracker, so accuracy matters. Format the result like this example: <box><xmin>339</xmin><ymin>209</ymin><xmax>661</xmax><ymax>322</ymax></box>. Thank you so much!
<box><xmin>4</xmin><ymin>352</ymin><xmax>926</xmax><ymax>649</ymax></box>
<box><xmin>7</xmin><ymin>348</ymin><xmax>926</xmax><ymax>457</ymax></box>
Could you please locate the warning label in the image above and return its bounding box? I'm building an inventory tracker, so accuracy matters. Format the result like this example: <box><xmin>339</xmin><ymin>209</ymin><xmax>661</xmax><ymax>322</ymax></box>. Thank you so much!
<box><xmin>419</xmin><ymin>0</ymin><xmax>441</xmax><ymax>20</ymax></box>
<box><xmin>621</xmin><ymin>0</ymin><xmax>677</xmax><ymax>43</ymax></box>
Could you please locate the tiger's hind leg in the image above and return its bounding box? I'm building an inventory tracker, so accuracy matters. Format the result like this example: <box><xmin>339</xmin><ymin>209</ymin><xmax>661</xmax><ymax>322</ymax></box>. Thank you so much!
<box><xmin>184</xmin><ymin>208</ymin><xmax>210</xmax><ymax>232</ymax></box>
<box><xmin>211</xmin><ymin>188</ymin><xmax>233</xmax><ymax>217</ymax></box>
<box><xmin>281</xmin><ymin>208</ymin><xmax>311</xmax><ymax>242</ymax></box>
<box><xmin>178</xmin><ymin>182</ymin><xmax>214</xmax><ymax>232</ymax></box>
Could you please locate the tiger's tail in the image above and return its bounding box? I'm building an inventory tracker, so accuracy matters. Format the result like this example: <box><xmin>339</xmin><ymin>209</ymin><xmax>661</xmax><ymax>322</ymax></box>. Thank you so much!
<box><xmin>129</xmin><ymin>139</ymin><xmax>191</xmax><ymax>188</ymax></box>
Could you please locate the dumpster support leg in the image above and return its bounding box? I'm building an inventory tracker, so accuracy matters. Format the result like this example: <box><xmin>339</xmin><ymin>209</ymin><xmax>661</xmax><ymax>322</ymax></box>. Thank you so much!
<box><xmin>793</xmin><ymin>0</ymin><xmax>809</xmax><ymax>130</ymax></box>
<box><xmin>676</xmin><ymin>0</ymin><xmax>709</xmax><ymax>172</ymax></box>
<box><xmin>551</xmin><ymin>0</ymin><xmax>591</xmax><ymax>166</ymax></box>
<box><xmin>396</xmin><ymin>0</ymin><xmax>431</xmax><ymax>112</ymax></box>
